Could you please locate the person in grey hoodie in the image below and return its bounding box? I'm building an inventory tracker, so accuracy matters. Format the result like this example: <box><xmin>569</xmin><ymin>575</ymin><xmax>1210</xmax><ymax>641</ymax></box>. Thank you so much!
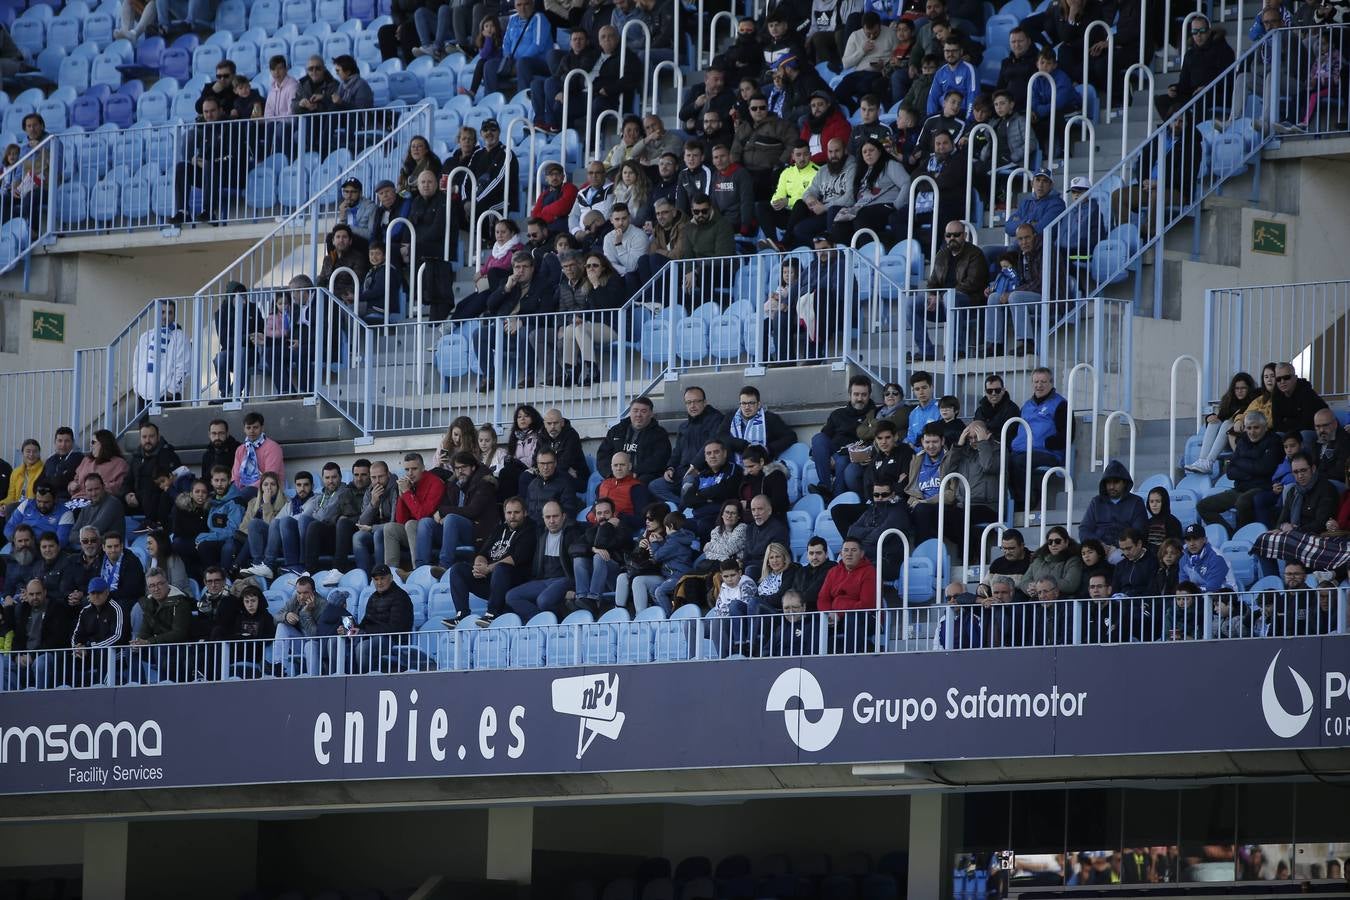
<box><xmin>828</xmin><ymin>138</ymin><xmax>909</xmax><ymax>244</ymax></box>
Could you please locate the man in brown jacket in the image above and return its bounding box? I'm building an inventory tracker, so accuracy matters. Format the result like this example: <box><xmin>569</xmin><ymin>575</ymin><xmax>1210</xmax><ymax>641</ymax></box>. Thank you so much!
<box><xmin>912</xmin><ymin>219</ymin><xmax>989</xmax><ymax>357</ymax></box>
<box><xmin>731</xmin><ymin>96</ymin><xmax>797</xmax><ymax>194</ymax></box>
<box><xmin>634</xmin><ymin>197</ymin><xmax>686</xmax><ymax>284</ymax></box>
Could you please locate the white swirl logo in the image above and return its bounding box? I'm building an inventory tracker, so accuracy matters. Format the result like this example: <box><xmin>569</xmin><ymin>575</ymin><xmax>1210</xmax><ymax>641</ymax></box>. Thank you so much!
<box><xmin>1261</xmin><ymin>650</ymin><xmax>1313</xmax><ymax>739</ymax></box>
<box><xmin>766</xmin><ymin>668</ymin><xmax>843</xmax><ymax>752</ymax></box>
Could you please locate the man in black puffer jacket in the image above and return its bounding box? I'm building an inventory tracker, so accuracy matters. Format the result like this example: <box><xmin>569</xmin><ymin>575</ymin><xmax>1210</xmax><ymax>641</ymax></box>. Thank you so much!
<box><xmin>343</xmin><ymin>564</ymin><xmax>414</xmax><ymax>673</ymax></box>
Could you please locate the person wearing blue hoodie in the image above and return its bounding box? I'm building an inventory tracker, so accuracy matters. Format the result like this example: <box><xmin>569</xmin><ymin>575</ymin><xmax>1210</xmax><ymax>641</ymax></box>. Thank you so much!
<box><xmin>485</xmin><ymin>0</ymin><xmax>554</xmax><ymax>96</ymax></box>
<box><xmin>1178</xmin><ymin>524</ymin><xmax>1233</xmax><ymax>592</ymax></box>
<box><xmin>195</xmin><ymin>466</ymin><xmax>244</xmax><ymax>576</ymax></box>
<box><xmin>1003</xmin><ymin>168</ymin><xmax>1067</xmax><ymax>237</ymax></box>
<box><xmin>1027</xmin><ymin>48</ymin><xmax>1079</xmax><ymax>151</ymax></box>
<box><xmin>649</xmin><ymin>511</ymin><xmax>699</xmax><ymax>615</ymax></box>
<box><xmin>1079</xmin><ymin>460</ymin><xmax>1148</xmax><ymax>553</ymax></box>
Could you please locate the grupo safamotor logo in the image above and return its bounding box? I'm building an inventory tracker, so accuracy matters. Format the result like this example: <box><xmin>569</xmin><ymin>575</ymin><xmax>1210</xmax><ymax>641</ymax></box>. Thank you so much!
<box><xmin>1261</xmin><ymin>649</ymin><xmax>1314</xmax><ymax>740</ymax></box>
<box><xmin>766</xmin><ymin>668</ymin><xmax>843</xmax><ymax>752</ymax></box>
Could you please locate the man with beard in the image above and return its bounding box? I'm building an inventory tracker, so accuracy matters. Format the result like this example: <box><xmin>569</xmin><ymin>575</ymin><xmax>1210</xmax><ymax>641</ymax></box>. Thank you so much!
<box><xmin>800</xmin><ymin>91</ymin><xmax>851</xmax><ymax>164</ymax></box>
<box><xmin>42</xmin><ymin>427</ymin><xmax>84</xmax><ymax>503</ymax></box>
<box><xmin>201</xmin><ymin>419</ymin><xmax>242</xmax><ymax>479</ymax></box>
<box><xmin>4</xmin><ymin>483</ymin><xmax>75</xmax><ymax>549</ymax></box>
<box><xmin>124</xmin><ymin>421</ymin><xmax>186</xmax><ymax>518</ymax></box>
<box><xmin>2</xmin><ymin>526</ymin><xmax>37</xmax><ymax>596</ymax></box>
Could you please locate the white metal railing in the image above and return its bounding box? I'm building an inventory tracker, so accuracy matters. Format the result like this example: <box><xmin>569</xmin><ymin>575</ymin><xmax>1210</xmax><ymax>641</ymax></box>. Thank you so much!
<box><xmin>0</xmin><ymin>132</ymin><xmax>58</xmax><ymax>278</ymax></box>
<box><xmin>0</xmin><ymin>368</ymin><xmax>74</xmax><ymax>461</ymax></box>
<box><xmin>1041</xmin><ymin>26</ymin><xmax>1350</xmax><ymax>313</ymax></box>
<box><xmin>72</xmin><ymin>288</ymin><xmax>346</xmax><ymax>437</ymax></box>
<box><xmin>47</xmin><ymin>108</ymin><xmax>398</xmax><ymax>237</ymax></box>
<box><xmin>8</xmin><ymin>587</ymin><xmax>1343</xmax><ymax>693</ymax></box>
<box><xmin>1169</xmin><ymin>353</ymin><xmax>1204</xmax><ymax>480</ymax></box>
<box><xmin>1205</xmin><ymin>280</ymin><xmax>1350</xmax><ymax>405</ymax></box>
<box><xmin>195</xmin><ymin>102</ymin><xmax>434</xmax><ymax>297</ymax></box>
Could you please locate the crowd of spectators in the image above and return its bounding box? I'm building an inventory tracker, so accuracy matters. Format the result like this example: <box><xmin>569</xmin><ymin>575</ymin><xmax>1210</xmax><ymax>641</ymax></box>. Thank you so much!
<box><xmin>2</xmin><ymin>355</ymin><xmax>1345</xmax><ymax>686</ymax></box>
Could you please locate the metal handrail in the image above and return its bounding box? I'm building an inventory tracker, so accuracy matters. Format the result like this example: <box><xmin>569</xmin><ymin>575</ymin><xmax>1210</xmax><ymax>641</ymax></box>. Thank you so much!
<box><xmin>904</xmin><ymin>175</ymin><xmax>939</xmax><ymax>289</ymax></box>
<box><xmin>1082</xmin><ymin>19</ymin><xmax>1115</xmax><ymax>124</ymax></box>
<box><xmin>963</xmin><ymin>123</ymin><xmax>998</xmax><ymax>227</ymax></box>
<box><xmin>1170</xmin><ymin>354</ymin><xmax>1204</xmax><ymax>480</ymax></box>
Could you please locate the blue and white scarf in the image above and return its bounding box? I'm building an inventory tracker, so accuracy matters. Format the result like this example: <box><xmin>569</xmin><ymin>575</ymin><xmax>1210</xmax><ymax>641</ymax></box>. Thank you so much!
<box><xmin>239</xmin><ymin>434</ymin><xmax>266</xmax><ymax>487</ymax></box>
<box><xmin>728</xmin><ymin>408</ymin><xmax>767</xmax><ymax>462</ymax></box>
<box><xmin>102</xmin><ymin>554</ymin><xmax>123</xmax><ymax>593</ymax></box>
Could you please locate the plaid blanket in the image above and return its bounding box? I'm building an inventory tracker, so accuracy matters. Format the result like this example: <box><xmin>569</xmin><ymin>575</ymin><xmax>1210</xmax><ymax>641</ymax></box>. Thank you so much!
<box><xmin>1252</xmin><ymin>529</ymin><xmax>1350</xmax><ymax>571</ymax></box>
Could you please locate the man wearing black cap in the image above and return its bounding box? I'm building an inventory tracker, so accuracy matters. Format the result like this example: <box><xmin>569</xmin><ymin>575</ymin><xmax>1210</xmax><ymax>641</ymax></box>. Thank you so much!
<box><xmin>336</xmin><ymin>177</ymin><xmax>378</xmax><ymax>242</ymax></box>
<box><xmin>369</xmin><ymin>179</ymin><xmax>407</xmax><ymax>247</ymax></box>
<box><xmin>72</xmin><ymin>576</ymin><xmax>128</xmax><ymax>687</ymax></box>
<box><xmin>340</xmin><ymin>564</ymin><xmax>414</xmax><ymax>673</ymax></box>
<box><xmin>471</xmin><ymin>119</ymin><xmax>517</xmax><ymax>213</ymax></box>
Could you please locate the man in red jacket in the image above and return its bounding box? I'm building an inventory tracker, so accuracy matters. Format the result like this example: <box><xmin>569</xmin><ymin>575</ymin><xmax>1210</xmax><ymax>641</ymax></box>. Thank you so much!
<box><xmin>800</xmin><ymin>91</ymin><xmax>851</xmax><ymax>164</ymax></box>
<box><xmin>381</xmin><ymin>452</ymin><xmax>444</xmax><ymax>574</ymax></box>
<box><xmin>529</xmin><ymin>162</ymin><xmax>578</xmax><ymax>235</ymax></box>
<box><xmin>817</xmin><ymin>538</ymin><xmax>878</xmax><ymax>652</ymax></box>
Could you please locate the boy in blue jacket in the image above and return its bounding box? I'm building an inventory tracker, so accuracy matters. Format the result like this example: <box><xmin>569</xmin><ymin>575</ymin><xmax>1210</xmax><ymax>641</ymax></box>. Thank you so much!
<box><xmin>1179</xmin><ymin>523</ymin><xmax>1233</xmax><ymax>591</ymax></box>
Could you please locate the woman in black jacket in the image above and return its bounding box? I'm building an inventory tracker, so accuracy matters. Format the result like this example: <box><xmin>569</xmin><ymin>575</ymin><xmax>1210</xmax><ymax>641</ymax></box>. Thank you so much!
<box><xmin>223</xmin><ymin>585</ymin><xmax>276</xmax><ymax>677</ymax></box>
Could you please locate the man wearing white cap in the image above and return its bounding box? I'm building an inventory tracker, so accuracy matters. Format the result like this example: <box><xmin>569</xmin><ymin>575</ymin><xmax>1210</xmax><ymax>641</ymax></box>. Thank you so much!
<box><xmin>1060</xmin><ymin>175</ymin><xmax>1106</xmax><ymax>259</ymax></box>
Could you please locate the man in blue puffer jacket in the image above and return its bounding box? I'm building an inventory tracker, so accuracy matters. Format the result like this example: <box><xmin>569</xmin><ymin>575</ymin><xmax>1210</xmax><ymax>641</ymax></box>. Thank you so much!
<box><xmin>1008</xmin><ymin>367</ymin><xmax>1069</xmax><ymax>510</ymax></box>
<box><xmin>1179</xmin><ymin>523</ymin><xmax>1234</xmax><ymax>591</ymax></box>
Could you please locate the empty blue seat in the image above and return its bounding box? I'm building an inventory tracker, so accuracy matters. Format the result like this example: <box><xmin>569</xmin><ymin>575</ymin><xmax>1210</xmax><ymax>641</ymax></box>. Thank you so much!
<box><xmin>215</xmin><ymin>0</ymin><xmax>246</xmax><ymax>34</ymax></box>
<box><xmin>56</xmin><ymin>183</ymin><xmax>89</xmax><ymax>226</ymax></box>
<box><xmin>58</xmin><ymin>54</ymin><xmax>91</xmax><ymax>92</ymax></box>
<box><xmin>102</xmin><ymin>92</ymin><xmax>134</xmax><ymax>128</ymax></box>
<box><xmin>136</xmin><ymin>90</ymin><xmax>170</xmax><ymax>125</ymax></box>
<box><xmin>84</xmin><ymin>11</ymin><xmax>115</xmax><ymax>47</ymax></box>
<box><xmin>89</xmin><ymin>180</ymin><xmax>119</xmax><ymax>223</ymax></box>
<box><xmin>250</xmin><ymin>0</ymin><xmax>282</xmax><ymax>31</ymax></box>
<box><xmin>71</xmin><ymin>94</ymin><xmax>103</xmax><ymax>130</ymax></box>
<box><xmin>47</xmin><ymin>16</ymin><xmax>81</xmax><ymax>52</ymax></box>
<box><xmin>11</xmin><ymin>19</ymin><xmax>46</xmax><ymax>56</ymax></box>
<box><xmin>159</xmin><ymin>47</ymin><xmax>191</xmax><ymax>80</ymax></box>
<box><xmin>193</xmin><ymin>43</ymin><xmax>225</xmax><ymax>78</ymax></box>
<box><xmin>282</xmin><ymin>0</ymin><xmax>314</xmax><ymax>27</ymax></box>
<box><xmin>387</xmin><ymin>70</ymin><xmax>422</xmax><ymax>103</ymax></box>
<box><xmin>674</xmin><ymin>318</ymin><xmax>708</xmax><ymax>364</ymax></box>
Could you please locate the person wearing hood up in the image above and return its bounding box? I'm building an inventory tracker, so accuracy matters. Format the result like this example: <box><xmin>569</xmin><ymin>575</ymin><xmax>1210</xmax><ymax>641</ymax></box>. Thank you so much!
<box><xmin>1078</xmin><ymin>459</ymin><xmax>1148</xmax><ymax>555</ymax></box>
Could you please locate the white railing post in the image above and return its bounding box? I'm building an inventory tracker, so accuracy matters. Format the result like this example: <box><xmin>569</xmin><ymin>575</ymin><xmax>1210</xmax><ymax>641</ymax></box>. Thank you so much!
<box><xmin>876</xmin><ymin>528</ymin><xmax>911</xmax><ymax>647</ymax></box>
<box><xmin>619</xmin><ymin>19</ymin><xmax>653</xmax><ymax>117</ymax></box>
<box><xmin>1038</xmin><ymin>467</ymin><xmax>1073</xmax><ymax>542</ymax></box>
<box><xmin>1002</xmin><ymin>166</ymin><xmax>1034</xmax><ymax>244</ymax></box>
<box><xmin>904</xmin><ymin>175</ymin><xmax>940</xmax><ymax>289</ymax></box>
<box><xmin>1061</xmin><ymin>116</ymin><xmax>1096</xmax><ymax>193</ymax></box>
<box><xmin>963</xmin><ymin>123</ymin><xmax>998</xmax><ymax>226</ymax></box>
<box><xmin>559</xmin><ymin>69</ymin><xmax>595</xmax><ymax>171</ymax></box>
<box><xmin>706</xmin><ymin>10</ymin><xmax>735</xmax><ymax>67</ymax></box>
<box><xmin>440</xmin><ymin>165</ymin><xmax>478</xmax><ymax>265</ymax></box>
<box><xmin>1120</xmin><ymin>64</ymin><xmax>1156</xmax><ymax>160</ymax></box>
<box><xmin>1169</xmin><ymin>354</ymin><xmax>1203</xmax><ymax>479</ymax></box>
<box><xmin>384</xmin><ymin>216</ymin><xmax>415</xmax><ymax>327</ymax></box>
<box><xmin>1082</xmin><ymin>20</ymin><xmax>1115</xmax><ymax>123</ymax></box>
<box><xmin>935</xmin><ymin>473</ymin><xmax>974</xmax><ymax>598</ymax></box>
<box><xmin>1025</xmin><ymin>71</ymin><xmax>1057</xmax><ymax>178</ymax></box>
<box><xmin>1100</xmin><ymin>410</ymin><xmax>1137</xmax><ymax>476</ymax></box>
<box><xmin>648</xmin><ymin>62</ymin><xmax>684</xmax><ymax>119</ymax></box>
<box><xmin>999</xmin><ymin>416</ymin><xmax>1036</xmax><ymax>528</ymax></box>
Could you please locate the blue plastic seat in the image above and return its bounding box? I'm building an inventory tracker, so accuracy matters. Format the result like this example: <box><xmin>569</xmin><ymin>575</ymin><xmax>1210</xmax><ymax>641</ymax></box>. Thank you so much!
<box><xmin>322</xmin><ymin>31</ymin><xmax>353</xmax><ymax>61</ymax></box>
<box><xmin>250</xmin><ymin>0</ymin><xmax>282</xmax><ymax>31</ymax></box>
<box><xmin>56</xmin><ymin>182</ymin><xmax>89</xmax><ymax>226</ymax></box>
<box><xmin>545</xmin><ymin>608</ymin><xmax>593</xmax><ymax>667</ymax></box>
<box><xmin>289</xmin><ymin>33</ymin><xmax>321</xmax><ymax>67</ymax></box>
<box><xmin>36</xmin><ymin>98</ymin><xmax>69</xmax><ymax>131</ymax></box>
<box><xmin>205</xmin><ymin>0</ymin><xmax>242</xmax><ymax>31</ymax></box>
<box><xmin>786</xmin><ymin>510</ymin><xmax>812</xmax><ymax>557</ymax></box>
<box><xmin>102</xmin><ymin>92</ymin><xmax>134</xmax><ymax>128</ymax></box>
<box><xmin>89</xmin><ymin>180</ymin><xmax>119</xmax><ymax>223</ymax></box>
<box><xmin>282</xmin><ymin>0</ymin><xmax>314</xmax><ymax>27</ymax></box>
<box><xmin>387</xmin><ymin>69</ymin><xmax>423</xmax><ymax>103</ymax></box>
<box><xmin>71</xmin><ymin>94</ymin><xmax>103</xmax><ymax>129</ymax></box>
<box><xmin>47</xmin><ymin>16</ymin><xmax>81</xmax><ymax>52</ymax></box>
<box><xmin>84</xmin><ymin>11</ymin><xmax>115</xmax><ymax>47</ymax></box>
<box><xmin>11</xmin><ymin>19</ymin><xmax>46</xmax><ymax>57</ymax></box>
<box><xmin>244</xmin><ymin>163</ymin><xmax>278</xmax><ymax>210</ymax></box>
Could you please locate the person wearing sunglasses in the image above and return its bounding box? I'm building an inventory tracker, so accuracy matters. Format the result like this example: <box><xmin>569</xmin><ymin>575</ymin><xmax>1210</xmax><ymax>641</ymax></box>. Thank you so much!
<box><xmin>1269</xmin><ymin>362</ymin><xmax>1329</xmax><ymax>437</ymax></box>
<box><xmin>1017</xmin><ymin>525</ymin><xmax>1082</xmax><ymax>600</ymax></box>
<box><xmin>292</xmin><ymin>55</ymin><xmax>336</xmax><ymax>116</ymax></box>
<box><xmin>974</xmin><ymin>374</ymin><xmax>1019</xmax><ymax>436</ymax></box>
<box><xmin>1155</xmin><ymin>13</ymin><xmax>1234</xmax><ymax>118</ymax></box>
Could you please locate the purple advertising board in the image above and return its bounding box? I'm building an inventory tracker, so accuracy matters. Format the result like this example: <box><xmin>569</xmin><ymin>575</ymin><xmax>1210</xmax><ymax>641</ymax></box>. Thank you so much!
<box><xmin>0</xmin><ymin>638</ymin><xmax>1346</xmax><ymax>795</ymax></box>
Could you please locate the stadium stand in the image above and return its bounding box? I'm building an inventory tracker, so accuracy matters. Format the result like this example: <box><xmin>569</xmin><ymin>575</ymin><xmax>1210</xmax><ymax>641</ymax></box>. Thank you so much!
<box><xmin>2</xmin><ymin>0</ymin><xmax>1350</xmax><ymax>894</ymax></box>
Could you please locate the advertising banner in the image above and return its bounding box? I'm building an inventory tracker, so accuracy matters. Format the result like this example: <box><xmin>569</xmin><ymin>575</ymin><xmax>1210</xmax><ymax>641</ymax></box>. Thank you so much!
<box><xmin>0</xmin><ymin>638</ymin><xmax>1346</xmax><ymax>795</ymax></box>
